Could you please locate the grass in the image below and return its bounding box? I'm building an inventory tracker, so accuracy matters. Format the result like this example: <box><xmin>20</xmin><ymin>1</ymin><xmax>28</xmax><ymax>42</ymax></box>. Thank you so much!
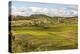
<box><xmin>11</xmin><ymin>23</ymin><xmax>78</xmax><ymax>53</ymax></box>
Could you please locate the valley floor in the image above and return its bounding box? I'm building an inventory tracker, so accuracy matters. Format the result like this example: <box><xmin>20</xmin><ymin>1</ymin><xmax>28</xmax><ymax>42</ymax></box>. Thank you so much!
<box><xmin>11</xmin><ymin>23</ymin><xmax>78</xmax><ymax>53</ymax></box>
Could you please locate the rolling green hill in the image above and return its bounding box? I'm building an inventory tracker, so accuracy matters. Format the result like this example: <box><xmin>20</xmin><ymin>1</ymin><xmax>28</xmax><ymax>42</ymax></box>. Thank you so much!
<box><xmin>9</xmin><ymin>14</ymin><xmax>78</xmax><ymax>53</ymax></box>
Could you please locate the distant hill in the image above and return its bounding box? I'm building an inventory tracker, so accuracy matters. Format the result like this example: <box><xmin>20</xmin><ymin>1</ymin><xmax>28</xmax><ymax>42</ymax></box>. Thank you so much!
<box><xmin>30</xmin><ymin>14</ymin><xmax>50</xmax><ymax>17</ymax></box>
<box><xmin>10</xmin><ymin>14</ymin><xmax>78</xmax><ymax>26</ymax></box>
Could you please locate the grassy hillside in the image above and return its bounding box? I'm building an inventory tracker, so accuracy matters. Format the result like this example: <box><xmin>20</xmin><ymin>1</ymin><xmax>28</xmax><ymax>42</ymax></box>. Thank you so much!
<box><xmin>9</xmin><ymin>15</ymin><xmax>78</xmax><ymax>53</ymax></box>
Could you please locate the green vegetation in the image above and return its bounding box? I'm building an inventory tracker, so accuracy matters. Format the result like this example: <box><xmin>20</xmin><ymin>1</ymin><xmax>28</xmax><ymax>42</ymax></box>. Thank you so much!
<box><xmin>10</xmin><ymin>14</ymin><xmax>78</xmax><ymax>53</ymax></box>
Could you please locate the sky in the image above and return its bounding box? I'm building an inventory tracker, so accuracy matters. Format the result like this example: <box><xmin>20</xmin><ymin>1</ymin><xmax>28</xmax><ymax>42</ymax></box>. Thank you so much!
<box><xmin>11</xmin><ymin>1</ymin><xmax>78</xmax><ymax>17</ymax></box>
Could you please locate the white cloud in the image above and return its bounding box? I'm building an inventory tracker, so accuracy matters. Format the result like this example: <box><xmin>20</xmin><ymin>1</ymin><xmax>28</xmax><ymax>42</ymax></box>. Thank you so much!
<box><xmin>11</xmin><ymin>6</ymin><xmax>78</xmax><ymax>17</ymax></box>
<box><xmin>68</xmin><ymin>5</ymin><xmax>78</xmax><ymax>11</ymax></box>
